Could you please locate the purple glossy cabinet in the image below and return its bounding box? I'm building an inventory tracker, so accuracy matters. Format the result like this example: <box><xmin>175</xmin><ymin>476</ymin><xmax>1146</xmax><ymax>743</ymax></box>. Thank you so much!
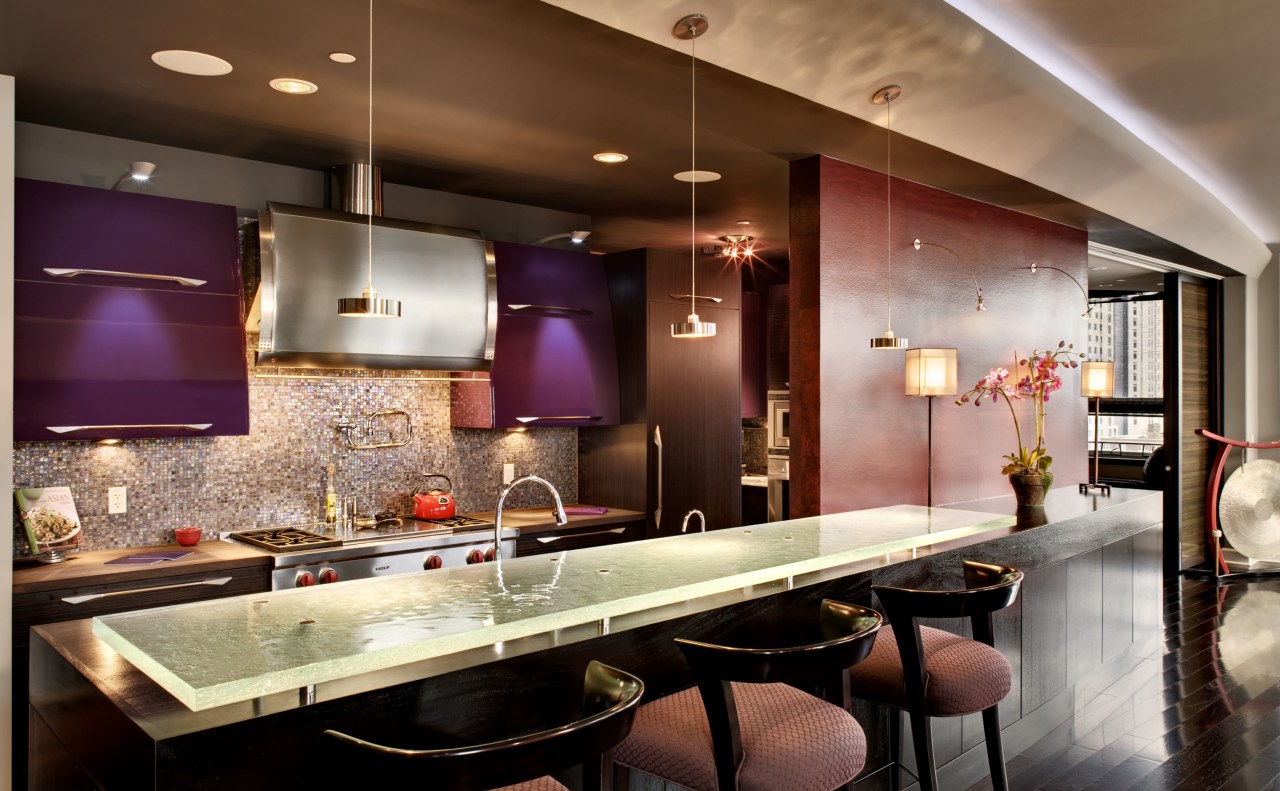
<box><xmin>14</xmin><ymin>179</ymin><xmax>249</xmax><ymax>442</ymax></box>
<box><xmin>451</xmin><ymin>241</ymin><xmax>619</xmax><ymax>428</ymax></box>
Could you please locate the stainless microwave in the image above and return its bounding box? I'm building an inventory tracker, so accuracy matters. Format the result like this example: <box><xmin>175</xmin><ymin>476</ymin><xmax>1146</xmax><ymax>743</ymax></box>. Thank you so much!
<box><xmin>768</xmin><ymin>397</ymin><xmax>790</xmax><ymax>449</ymax></box>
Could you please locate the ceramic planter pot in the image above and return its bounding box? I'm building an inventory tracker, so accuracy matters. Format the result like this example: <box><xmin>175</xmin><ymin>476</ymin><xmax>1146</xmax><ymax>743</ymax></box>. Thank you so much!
<box><xmin>1009</xmin><ymin>470</ymin><xmax>1053</xmax><ymax>508</ymax></box>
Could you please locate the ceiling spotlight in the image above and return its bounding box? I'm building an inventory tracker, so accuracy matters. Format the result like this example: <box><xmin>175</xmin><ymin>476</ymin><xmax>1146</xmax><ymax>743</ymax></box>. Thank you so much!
<box><xmin>718</xmin><ymin>235</ymin><xmax>756</xmax><ymax>262</ymax></box>
<box><xmin>736</xmin><ymin>220</ymin><xmax>752</xmax><ymax>225</ymax></box>
<box><xmin>112</xmin><ymin>161</ymin><xmax>157</xmax><ymax>190</ymax></box>
<box><xmin>673</xmin><ymin>170</ymin><xmax>721</xmax><ymax>183</ymax></box>
<box><xmin>150</xmin><ymin>50</ymin><xmax>233</xmax><ymax>76</ymax></box>
<box><xmin>593</xmin><ymin>152</ymin><xmax>628</xmax><ymax>163</ymax></box>
<box><xmin>269</xmin><ymin>78</ymin><xmax>319</xmax><ymax>94</ymax></box>
<box><xmin>329</xmin><ymin>52</ymin><xmax>357</xmax><ymax>63</ymax></box>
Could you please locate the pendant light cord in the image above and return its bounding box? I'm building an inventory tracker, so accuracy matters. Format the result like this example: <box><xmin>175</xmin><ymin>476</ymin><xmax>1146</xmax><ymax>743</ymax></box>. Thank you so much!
<box><xmin>885</xmin><ymin>93</ymin><xmax>893</xmax><ymax>335</ymax></box>
<box><xmin>366</xmin><ymin>0</ymin><xmax>374</xmax><ymax>295</ymax></box>
<box><xmin>689</xmin><ymin>27</ymin><xmax>697</xmax><ymax>317</ymax></box>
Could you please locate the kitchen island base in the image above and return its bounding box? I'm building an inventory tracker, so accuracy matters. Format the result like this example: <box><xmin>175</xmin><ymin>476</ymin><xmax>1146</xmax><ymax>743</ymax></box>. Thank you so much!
<box><xmin>29</xmin><ymin>490</ymin><xmax>1161</xmax><ymax>790</ymax></box>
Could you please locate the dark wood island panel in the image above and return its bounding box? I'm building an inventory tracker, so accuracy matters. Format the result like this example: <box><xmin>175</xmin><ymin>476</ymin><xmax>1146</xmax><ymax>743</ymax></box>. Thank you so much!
<box><xmin>29</xmin><ymin>489</ymin><xmax>1160</xmax><ymax>790</ymax></box>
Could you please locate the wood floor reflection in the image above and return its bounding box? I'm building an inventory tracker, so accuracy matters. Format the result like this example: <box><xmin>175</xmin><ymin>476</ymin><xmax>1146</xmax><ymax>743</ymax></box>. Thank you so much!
<box><xmin>964</xmin><ymin>576</ymin><xmax>1280</xmax><ymax>791</ymax></box>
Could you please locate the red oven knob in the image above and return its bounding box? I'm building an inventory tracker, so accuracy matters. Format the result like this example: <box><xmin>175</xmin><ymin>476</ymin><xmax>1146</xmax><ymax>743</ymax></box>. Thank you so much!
<box><xmin>295</xmin><ymin>571</ymin><xmax>316</xmax><ymax>588</ymax></box>
<box><xmin>466</xmin><ymin>549</ymin><xmax>485</xmax><ymax>564</ymax></box>
<box><xmin>484</xmin><ymin>547</ymin><xmax>498</xmax><ymax>562</ymax></box>
<box><xmin>423</xmin><ymin>555</ymin><xmax>444</xmax><ymax>570</ymax></box>
<box><xmin>317</xmin><ymin>568</ymin><xmax>339</xmax><ymax>585</ymax></box>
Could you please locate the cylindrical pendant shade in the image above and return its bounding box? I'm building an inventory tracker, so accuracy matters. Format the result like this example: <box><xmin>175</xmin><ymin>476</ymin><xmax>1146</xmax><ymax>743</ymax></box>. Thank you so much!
<box><xmin>904</xmin><ymin>348</ymin><xmax>957</xmax><ymax>397</ymax></box>
<box><xmin>671</xmin><ymin>313</ymin><xmax>717</xmax><ymax>338</ymax></box>
<box><xmin>1080</xmin><ymin>360</ymin><xmax>1115</xmax><ymax>398</ymax></box>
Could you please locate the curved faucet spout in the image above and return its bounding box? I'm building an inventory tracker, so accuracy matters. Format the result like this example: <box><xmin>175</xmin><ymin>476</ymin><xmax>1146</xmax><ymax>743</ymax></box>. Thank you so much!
<box><xmin>682</xmin><ymin>509</ymin><xmax>706</xmax><ymax>533</ymax></box>
<box><xmin>495</xmin><ymin>475</ymin><xmax>568</xmax><ymax>563</ymax></box>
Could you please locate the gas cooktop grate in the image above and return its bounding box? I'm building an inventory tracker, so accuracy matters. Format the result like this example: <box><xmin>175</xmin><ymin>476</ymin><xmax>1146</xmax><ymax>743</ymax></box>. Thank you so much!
<box><xmin>231</xmin><ymin>528</ymin><xmax>343</xmax><ymax>553</ymax></box>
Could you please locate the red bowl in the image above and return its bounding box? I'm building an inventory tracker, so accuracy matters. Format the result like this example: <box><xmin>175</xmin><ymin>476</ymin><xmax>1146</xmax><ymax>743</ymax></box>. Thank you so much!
<box><xmin>174</xmin><ymin>527</ymin><xmax>202</xmax><ymax>547</ymax></box>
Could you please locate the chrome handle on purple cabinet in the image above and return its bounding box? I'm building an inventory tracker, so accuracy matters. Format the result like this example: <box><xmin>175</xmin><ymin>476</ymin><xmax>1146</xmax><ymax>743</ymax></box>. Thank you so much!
<box><xmin>654</xmin><ymin>424</ymin><xmax>663</xmax><ymax>533</ymax></box>
<box><xmin>43</xmin><ymin>268</ymin><xmax>208</xmax><ymax>288</ymax></box>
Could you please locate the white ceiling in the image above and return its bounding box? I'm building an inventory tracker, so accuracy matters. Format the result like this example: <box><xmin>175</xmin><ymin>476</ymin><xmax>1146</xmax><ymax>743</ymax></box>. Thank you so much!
<box><xmin>544</xmin><ymin>0</ymin><xmax>1278</xmax><ymax>277</ymax></box>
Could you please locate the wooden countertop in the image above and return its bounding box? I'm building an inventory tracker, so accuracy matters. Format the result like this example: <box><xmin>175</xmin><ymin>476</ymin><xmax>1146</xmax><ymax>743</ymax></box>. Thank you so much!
<box><xmin>12</xmin><ymin>539</ymin><xmax>270</xmax><ymax>595</ymax></box>
<box><xmin>462</xmin><ymin>504</ymin><xmax>644</xmax><ymax>536</ymax></box>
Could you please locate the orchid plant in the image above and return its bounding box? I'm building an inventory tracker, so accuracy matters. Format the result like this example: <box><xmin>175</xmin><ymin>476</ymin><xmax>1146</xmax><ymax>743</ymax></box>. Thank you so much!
<box><xmin>956</xmin><ymin>341</ymin><xmax>1085</xmax><ymax>477</ymax></box>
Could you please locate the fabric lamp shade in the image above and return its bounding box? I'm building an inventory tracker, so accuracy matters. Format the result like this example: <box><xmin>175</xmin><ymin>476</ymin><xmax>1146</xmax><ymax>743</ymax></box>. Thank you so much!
<box><xmin>904</xmin><ymin>348</ymin><xmax>957</xmax><ymax>397</ymax></box>
<box><xmin>1080</xmin><ymin>361</ymin><xmax>1115</xmax><ymax>398</ymax></box>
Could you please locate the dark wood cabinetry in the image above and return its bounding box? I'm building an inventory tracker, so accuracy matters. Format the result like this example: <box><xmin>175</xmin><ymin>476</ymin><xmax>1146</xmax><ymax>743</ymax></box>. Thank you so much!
<box><xmin>515</xmin><ymin>519</ymin><xmax>644</xmax><ymax>556</ymax></box>
<box><xmin>580</xmin><ymin>249</ymin><xmax>742</xmax><ymax>536</ymax></box>
<box><xmin>13</xmin><ymin>179</ymin><xmax>249</xmax><ymax>442</ymax></box>
<box><xmin>452</xmin><ymin>241</ymin><xmax>619</xmax><ymax>428</ymax></box>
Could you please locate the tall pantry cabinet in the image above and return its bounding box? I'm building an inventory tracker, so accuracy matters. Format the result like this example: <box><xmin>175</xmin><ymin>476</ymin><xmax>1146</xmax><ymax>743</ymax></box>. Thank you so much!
<box><xmin>580</xmin><ymin>248</ymin><xmax>742</xmax><ymax>536</ymax></box>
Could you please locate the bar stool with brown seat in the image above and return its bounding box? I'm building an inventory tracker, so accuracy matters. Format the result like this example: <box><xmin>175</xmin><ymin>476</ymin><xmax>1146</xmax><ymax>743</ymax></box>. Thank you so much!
<box><xmin>846</xmin><ymin>560</ymin><xmax>1023</xmax><ymax>791</ymax></box>
<box><xmin>324</xmin><ymin>660</ymin><xmax>643</xmax><ymax>790</ymax></box>
<box><xmin>613</xmin><ymin>599</ymin><xmax>882</xmax><ymax>791</ymax></box>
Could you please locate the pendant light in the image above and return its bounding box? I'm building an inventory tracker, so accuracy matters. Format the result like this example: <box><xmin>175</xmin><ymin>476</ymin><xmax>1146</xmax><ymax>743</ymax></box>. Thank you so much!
<box><xmin>869</xmin><ymin>85</ymin><xmax>907</xmax><ymax>349</ymax></box>
<box><xmin>338</xmin><ymin>0</ymin><xmax>401</xmax><ymax>319</ymax></box>
<box><xmin>671</xmin><ymin>14</ymin><xmax>717</xmax><ymax>339</ymax></box>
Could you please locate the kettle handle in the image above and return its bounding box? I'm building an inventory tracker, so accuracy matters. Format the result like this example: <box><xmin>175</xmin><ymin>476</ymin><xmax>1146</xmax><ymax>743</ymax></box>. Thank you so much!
<box><xmin>414</xmin><ymin>473</ymin><xmax>453</xmax><ymax>496</ymax></box>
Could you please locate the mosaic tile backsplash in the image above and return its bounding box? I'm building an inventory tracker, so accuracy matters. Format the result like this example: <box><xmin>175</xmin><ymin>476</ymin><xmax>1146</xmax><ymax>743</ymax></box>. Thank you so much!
<box><xmin>13</xmin><ymin>375</ymin><xmax>578</xmax><ymax>553</ymax></box>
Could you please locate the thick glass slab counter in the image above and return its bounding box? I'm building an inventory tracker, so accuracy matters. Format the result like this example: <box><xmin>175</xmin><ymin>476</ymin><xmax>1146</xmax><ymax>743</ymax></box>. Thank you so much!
<box><xmin>92</xmin><ymin>505</ymin><xmax>1014</xmax><ymax>711</ymax></box>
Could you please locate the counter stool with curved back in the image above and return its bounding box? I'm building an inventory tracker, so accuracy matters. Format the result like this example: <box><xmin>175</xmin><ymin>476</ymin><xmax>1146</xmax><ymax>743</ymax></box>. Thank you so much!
<box><xmin>324</xmin><ymin>660</ymin><xmax>643</xmax><ymax>791</ymax></box>
<box><xmin>613</xmin><ymin>599</ymin><xmax>882</xmax><ymax>791</ymax></box>
<box><xmin>846</xmin><ymin>560</ymin><xmax>1023</xmax><ymax>791</ymax></box>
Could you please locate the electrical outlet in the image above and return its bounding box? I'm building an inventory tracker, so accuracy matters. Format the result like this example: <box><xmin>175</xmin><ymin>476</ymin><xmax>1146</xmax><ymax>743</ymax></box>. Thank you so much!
<box><xmin>502</xmin><ymin>463</ymin><xmax>515</xmax><ymax>485</ymax></box>
<box><xmin>108</xmin><ymin>486</ymin><xmax>127</xmax><ymax>514</ymax></box>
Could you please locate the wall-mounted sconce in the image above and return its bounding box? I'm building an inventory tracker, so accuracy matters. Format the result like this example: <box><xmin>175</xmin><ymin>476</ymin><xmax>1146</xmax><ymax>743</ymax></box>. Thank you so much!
<box><xmin>530</xmin><ymin>230</ymin><xmax>591</xmax><ymax>247</ymax></box>
<box><xmin>1028</xmin><ymin>262</ymin><xmax>1091</xmax><ymax>319</ymax></box>
<box><xmin>112</xmin><ymin>161</ymin><xmax>156</xmax><ymax>190</ymax></box>
<box><xmin>913</xmin><ymin>239</ymin><xmax>986</xmax><ymax>312</ymax></box>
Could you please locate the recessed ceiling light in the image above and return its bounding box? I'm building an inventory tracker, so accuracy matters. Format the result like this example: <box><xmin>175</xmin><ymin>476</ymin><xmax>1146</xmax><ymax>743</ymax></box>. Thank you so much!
<box><xmin>1099</xmin><ymin>283</ymin><xmax>1115</xmax><ymax>287</ymax></box>
<box><xmin>737</xmin><ymin>220</ymin><xmax>751</xmax><ymax>225</ymax></box>
<box><xmin>1088</xmin><ymin>265</ymin><xmax>1108</xmax><ymax>271</ymax></box>
<box><xmin>270</xmin><ymin>78</ymin><xmax>319</xmax><ymax>94</ymax></box>
<box><xmin>151</xmin><ymin>50</ymin><xmax>233</xmax><ymax>76</ymax></box>
<box><xmin>1116</xmin><ymin>278</ymin><xmax>1127</xmax><ymax>282</ymax></box>
<box><xmin>674</xmin><ymin>170</ymin><xmax>721</xmax><ymax>183</ymax></box>
<box><xmin>329</xmin><ymin>52</ymin><xmax>357</xmax><ymax>64</ymax></box>
<box><xmin>593</xmin><ymin>152</ymin><xmax>628</xmax><ymax>163</ymax></box>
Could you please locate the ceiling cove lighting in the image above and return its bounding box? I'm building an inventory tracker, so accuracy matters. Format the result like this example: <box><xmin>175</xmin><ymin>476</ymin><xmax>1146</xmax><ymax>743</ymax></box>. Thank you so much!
<box><xmin>269</xmin><ymin>78</ymin><xmax>319</xmax><ymax>94</ymax></box>
<box><xmin>112</xmin><ymin>161</ymin><xmax>156</xmax><ymax>190</ymax></box>
<box><xmin>150</xmin><ymin>50</ymin><xmax>233</xmax><ymax>76</ymax></box>
<box><xmin>593</xmin><ymin>152</ymin><xmax>628</xmax><ymax>163</ymax></box>
<box><xmin>670</xmin><ymin>13</ymin><xmax>716</xmax><ymax>340</ymax></box>
<box><xmin>869</xmin><ymin>85</ymin><xmax>908</xmax><ymax>350</ymax></box>
<box><xmin>338</xmin><ymin>0</ymin><xmax>401</xmax><ymax>319</ymax></box>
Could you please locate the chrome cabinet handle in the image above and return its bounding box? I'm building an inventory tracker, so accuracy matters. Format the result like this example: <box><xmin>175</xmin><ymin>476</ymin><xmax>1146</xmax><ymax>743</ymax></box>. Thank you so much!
<box><xmin>61</xmin><ymin>577</ymin><xmax>233</xmax><ymax>605</ymax></box>
<box><xmin>514</xmin><ymin>416</ymin><xmax>603</xmax><ymax>423</ymax></box>
<box><xmin>46</xmin><ymin>423</ymin><xmax>213</xmax><ymax>434</ymax></box>
<box><xmin>43</xmin><ymin>268</ymin><xmax>208</xmax><ymax>288</ymax></box>
<box><xmin>506</xmin><ymin>304</ymin><xmax>593</xmax><ymax>317</ymax></box>
<box><xmin>654</xmin><ymin>425</ymin><xmax>663</xmax><ymax>533</ymax></box>
<box><xmin>535</xmin><ymin>527</ymin><xmax>627</xmax><ymax>544</ymax></box>
<box><xmin>668</xmin><ymin>294</ymin><xmax>723</xmax><ymax>303</ymax></box>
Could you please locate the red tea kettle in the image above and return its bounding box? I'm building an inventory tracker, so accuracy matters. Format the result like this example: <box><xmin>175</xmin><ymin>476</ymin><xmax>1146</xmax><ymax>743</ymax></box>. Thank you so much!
<box><xmin>412</xmin><ymin>474</ymin><xmax>456</xmax><ymax>520</ymax></box>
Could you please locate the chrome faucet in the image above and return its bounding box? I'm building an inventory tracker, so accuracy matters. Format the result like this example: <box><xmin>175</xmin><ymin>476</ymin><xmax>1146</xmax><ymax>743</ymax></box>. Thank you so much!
<box><xmin>494</xmin><ymin>475</ymin><xmax>568</xmax><ymax>562</ymax></box>
<box><xmin>682</xmin><ymin>509</ymin><xmax>706</xmax><ymax>533</ymax></box>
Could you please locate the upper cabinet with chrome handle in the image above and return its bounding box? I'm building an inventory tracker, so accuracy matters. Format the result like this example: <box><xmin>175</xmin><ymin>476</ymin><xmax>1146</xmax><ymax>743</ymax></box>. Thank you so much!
<box><xmin>452</xmin><ymin>241</ymin><xmax>620</xmax><ymax>429</ymax></box>
<box><xmin>13</xmin><ymin>179</ymin><xmax>250</xmax><ymax>442</ymax></box>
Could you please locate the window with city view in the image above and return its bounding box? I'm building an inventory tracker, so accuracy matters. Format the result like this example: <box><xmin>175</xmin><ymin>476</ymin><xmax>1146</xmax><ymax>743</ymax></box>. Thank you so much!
<box><xmin>1086</xmin><ymin>298</ymin><xmax>1164</xmax><ymax>459</ymax></box>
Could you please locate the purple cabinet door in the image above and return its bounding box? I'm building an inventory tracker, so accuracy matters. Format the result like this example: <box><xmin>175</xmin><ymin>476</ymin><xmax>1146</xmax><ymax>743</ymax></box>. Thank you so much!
<box><xmin>15</xmin><ymin>179</ymin><xmax>241</xmax><ymax>295</ymax></box>
<box><xmin>453</xmin><ymin>242</ymin><xmax>619</xmax><ymax>428</ymax></box>
<box><xmin>14</xmin><ymin>282</ymin><xmax>250</xmax><ymax>441</ymax></box>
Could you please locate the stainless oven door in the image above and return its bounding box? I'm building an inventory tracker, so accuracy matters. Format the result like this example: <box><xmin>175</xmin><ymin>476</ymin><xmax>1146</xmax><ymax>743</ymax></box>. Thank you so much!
<box><xmin>768</xmin><ymin>399</ymin><xmax>790</xmax><ymax>448</ymax></box>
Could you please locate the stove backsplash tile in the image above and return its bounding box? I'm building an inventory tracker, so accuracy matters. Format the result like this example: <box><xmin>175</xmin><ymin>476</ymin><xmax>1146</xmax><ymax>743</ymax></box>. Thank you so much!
<box><xmin>13</xmin><ymin>377</ymin><xmax>577</xmax><ymax>553</ymax></box>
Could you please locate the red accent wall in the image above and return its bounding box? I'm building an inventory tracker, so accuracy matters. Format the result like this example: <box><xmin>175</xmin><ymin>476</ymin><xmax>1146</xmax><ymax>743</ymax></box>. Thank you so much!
<box><xmin>790</xmin><ymin>155</ymin><xmax>1089</xmax><ymax>515</ymax></box>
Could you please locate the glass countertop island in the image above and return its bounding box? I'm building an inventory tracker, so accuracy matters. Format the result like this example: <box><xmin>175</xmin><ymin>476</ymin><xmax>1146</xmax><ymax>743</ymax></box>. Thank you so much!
<box><xmin>92</xmin><ymin>505</ymin><xmax>1015</xmax><ymax>711</ymax></box>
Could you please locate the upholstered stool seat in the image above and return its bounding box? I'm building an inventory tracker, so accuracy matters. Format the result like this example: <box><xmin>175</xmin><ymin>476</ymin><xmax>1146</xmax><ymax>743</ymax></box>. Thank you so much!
<box><xmin>616</xmin><ymin>682</ymin><xmax>867</xmax><ymax>791</ymax></box>
<box><xmin>846</xmin><ymin>625</ymin><xmax>1012</xmax><ymax>716</ymax></box>
<box><xmin>613</xmin><ymin>599</ymin><xmax>881</xmax><ymax>791</ymax></box>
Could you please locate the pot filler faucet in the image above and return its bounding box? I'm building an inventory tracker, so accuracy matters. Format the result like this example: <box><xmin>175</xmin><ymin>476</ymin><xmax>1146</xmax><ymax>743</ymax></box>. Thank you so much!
<box><xmin>682</xmin><ymin>509</ymin><xmax>706</xmax><ymax>533</ymax></box>
<box><xmin>495</xmin><ymin>475</ymin><xmax>568</xmax><ymax>561</ymax></box>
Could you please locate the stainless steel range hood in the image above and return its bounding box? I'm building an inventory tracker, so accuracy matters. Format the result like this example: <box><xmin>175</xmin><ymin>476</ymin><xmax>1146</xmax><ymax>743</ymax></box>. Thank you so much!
<box><xmin>253</xmin><ymin>168</ymin><xmax>496</xmax><ymax>371</ymax></box>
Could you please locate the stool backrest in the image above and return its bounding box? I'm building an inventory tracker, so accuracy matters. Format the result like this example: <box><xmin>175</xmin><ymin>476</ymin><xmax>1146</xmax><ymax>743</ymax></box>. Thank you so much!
<box><xmin>674</xmin><ymin>600</ymin><xmax>882</xmax><ymax>790</ymax></box>
<box><xmin>872</xmin><ymin>560</ymin><xmax>1022</xmax><ymax>712</ymax></box>
<box><xmin>325</xmin><ymin>660</ymin><xmax>643</xmax><ymax>789</ymax></box>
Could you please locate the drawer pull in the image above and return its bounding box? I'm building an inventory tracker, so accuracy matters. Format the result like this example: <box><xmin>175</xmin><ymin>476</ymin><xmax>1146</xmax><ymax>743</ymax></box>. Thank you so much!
<box><xmin>47</xmin><ymin>423</ymin><xmax>213</xmax><ymax>434</ymax></box>
<box><xmin>514</xmin><ymin>416</ymin><xmax>602</xmax><ymax>424</ymax></box>
<box><xmin>61</xmin><ymin>577</ymin><xmax>233</xmax><ymax>605</ymax></box>
<box><xmin>506</xmin><ymin>304</ymin><xmax>593</xmax><ymax>317</ymax></box>
<box><xmin>43</xmin><ymin>268</ymin><xmax>208</xmax><ymax>288</ymax></box>
<box><xmin>668</xmin><ymin>294</ymin><xmax>723</xmax><ymax>303</ymax></box>
<box><xmin>536</xmin><ymin>527</ymin><xmax>627</xmax><ymax>544</ymax></box>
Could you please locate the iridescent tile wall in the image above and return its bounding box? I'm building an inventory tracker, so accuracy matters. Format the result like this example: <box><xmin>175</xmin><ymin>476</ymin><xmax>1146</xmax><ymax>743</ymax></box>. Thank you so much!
<box><xmin>12</xmin><ymin>374</ymin><xmax>577</xmax><ymax>553</ymax></box>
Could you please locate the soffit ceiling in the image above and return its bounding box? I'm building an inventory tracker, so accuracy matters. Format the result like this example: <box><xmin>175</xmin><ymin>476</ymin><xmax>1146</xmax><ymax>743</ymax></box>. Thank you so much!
<box><xmin>1</xmin><ymin>0</ymin><xmax>1271</xmax><ymax>279</ymax></box>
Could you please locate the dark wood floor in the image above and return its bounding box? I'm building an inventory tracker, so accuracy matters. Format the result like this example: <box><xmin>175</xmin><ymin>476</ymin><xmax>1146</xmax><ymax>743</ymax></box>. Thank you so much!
<box><xmin>964</xmin><ymin>575</ymin><xmax>1280</xmax><ymax>791</ymax></box>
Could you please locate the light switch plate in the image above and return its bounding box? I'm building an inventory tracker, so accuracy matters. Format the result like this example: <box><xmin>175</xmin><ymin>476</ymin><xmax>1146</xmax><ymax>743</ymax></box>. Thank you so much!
<box><xmin>108</xmin><ymin>486</ymin><xmax>127</xmax><ymax>514</ymax></box>
<box><xmin>502</xmin><ymin>463</ymin><xmax>515</xmax><ymax>485</ymax></box>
